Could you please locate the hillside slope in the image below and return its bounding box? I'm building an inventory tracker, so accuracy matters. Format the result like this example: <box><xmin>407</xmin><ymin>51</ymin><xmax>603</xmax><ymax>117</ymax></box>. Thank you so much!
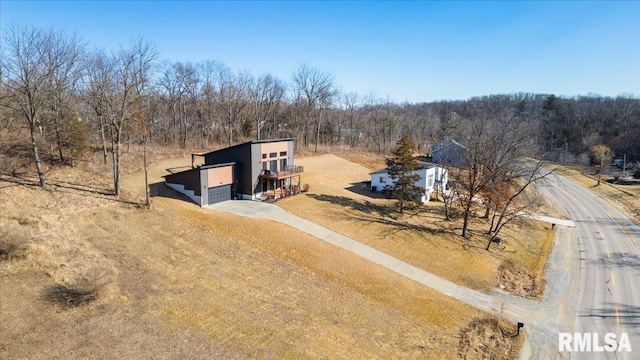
<box><xmin>1</xmin><ymin>153</ymin><xmax>521</xmax><ymax>359</ymax></box>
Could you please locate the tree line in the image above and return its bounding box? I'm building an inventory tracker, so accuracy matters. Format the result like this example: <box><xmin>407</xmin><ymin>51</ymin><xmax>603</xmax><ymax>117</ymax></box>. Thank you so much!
<box><xmin>2</xmin><ymin>25</ymin><xmax>639</xmax><ymax>195</ymax></box>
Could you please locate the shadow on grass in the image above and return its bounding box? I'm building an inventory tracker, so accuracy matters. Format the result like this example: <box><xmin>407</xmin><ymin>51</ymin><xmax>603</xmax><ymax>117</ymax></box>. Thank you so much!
<box><xmin>306</xmin><ymin>193</ymin><xmax>390</xmax><ymax>217</ymax></box>
<box><xmin>0</xmin><ymin>172</ymin><xmax>141</xmax><ymax>206</ymax></box>
<box><xmin>149</xmin><ymin>181</ymin><xmax>195</xmax><ymax>204</ymax></box>
<box><xmin>305</xmin><ymin>193</ymin><xmax>460</xmax><ymax>243</ymax></box>
<box><xmin>344</xmin><ymin>182</ymin><xmax>386</xmax><ymax>199</ymax></box>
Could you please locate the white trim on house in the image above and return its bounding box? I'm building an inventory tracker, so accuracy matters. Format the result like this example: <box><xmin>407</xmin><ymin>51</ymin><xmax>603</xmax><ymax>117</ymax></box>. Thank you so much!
<box><xmin>165</xmin><ymin>182</ymin><xmax>203</xmax><ymax>206</ymax></box>
<box><xmin>369</xmin><ymin>164</ymin><xmax>448</xmax><ymax>203</ymax></box>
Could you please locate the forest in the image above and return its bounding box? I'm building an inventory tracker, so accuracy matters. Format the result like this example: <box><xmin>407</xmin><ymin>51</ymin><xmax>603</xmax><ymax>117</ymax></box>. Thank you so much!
<box><xmin>2</xmin><ymin>25</ymin><xmax>639</xmax><ymax>191</ymax></box>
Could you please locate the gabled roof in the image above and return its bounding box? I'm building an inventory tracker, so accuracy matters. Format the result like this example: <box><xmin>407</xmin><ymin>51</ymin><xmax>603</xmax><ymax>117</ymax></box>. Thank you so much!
<box><xmin>432</xmin><ymin>138</ymin><xmax>467</xmax><ymax>151</ymax></box>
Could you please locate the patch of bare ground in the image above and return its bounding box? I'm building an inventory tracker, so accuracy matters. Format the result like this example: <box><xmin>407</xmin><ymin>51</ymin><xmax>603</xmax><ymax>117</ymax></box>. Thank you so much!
<box><xmin>555</xmin><ymin>165</ymin><xmax>640</xmax><ymax>225</ymax></box>
<box><xmin>1</xmin><ymin>148</ymin><xmax>488</xmax><ymax>358</ymax></box>
<box><xmin>458</xmin><ymin>317</ymin><xmax>524</xmax><ymax>360</ymax></box>
<box><xmin>279</xmin><ymin>154</ymin><xmax>555</xmax><ymax>297</ymax></box>
<box><xmin>497</xmin><ymin>259</ymin><xmax>544</xmax><ymax>299</ymax></box>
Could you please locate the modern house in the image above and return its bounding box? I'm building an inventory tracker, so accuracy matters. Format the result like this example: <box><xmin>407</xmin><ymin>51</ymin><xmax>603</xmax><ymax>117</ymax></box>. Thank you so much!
<box><xmin>431</xmin><ymin>139</ymin><xmax>468</xmax><ymax>169</ymax></box>
<box><xmin>369</xmin><ymin>162</ymin><xmax>448</xmax><ymax>203</ymax></box>
<box><xmin>164</xmin><ymin>138</ymin><xmax>303</xmax><ymax>206</ymax></box>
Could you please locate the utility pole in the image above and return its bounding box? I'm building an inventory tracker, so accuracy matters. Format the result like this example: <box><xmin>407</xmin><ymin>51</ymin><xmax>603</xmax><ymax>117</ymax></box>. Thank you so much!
<box><xmin>564</xmin><ymin>142</ymin><xmax>568</xmax><ymax>171</ymax></box>
<box><xmin>622</xmin><ymin>153</ymin><xmax>627</xmax><ymax>178</ymax></box>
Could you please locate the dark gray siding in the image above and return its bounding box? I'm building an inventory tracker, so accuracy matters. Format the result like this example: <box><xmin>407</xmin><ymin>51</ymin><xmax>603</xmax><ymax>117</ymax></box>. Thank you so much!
<box><xmin>287</xmin><ymin>141</ymin><xmax>294</xmax><ymax>166</ymax></box>
<box><xmin>164</xmin><ymin>168</ymin><xmax>202</xmax><ymax>196</ymax></box>
<box><xmin>251</xmin><ymin>143</ymin><xmax>262</xmax><ymax>194</ymax></box>
<box><xmin>204</xmin><ymin>143</ymin><xmax>252</xmax><ymax>195</ymax></box>
<box><xmin>208</xmin><ymin>184</ymin><xmax>232</xmax><ymax>204</ymax></box>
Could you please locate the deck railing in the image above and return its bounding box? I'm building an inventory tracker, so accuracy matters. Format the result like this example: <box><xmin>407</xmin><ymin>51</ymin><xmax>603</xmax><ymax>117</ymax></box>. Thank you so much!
<box><xmin>261</xmin><ymin>165</ymin><xmax>304</xmax><ymax>178</ymax></box>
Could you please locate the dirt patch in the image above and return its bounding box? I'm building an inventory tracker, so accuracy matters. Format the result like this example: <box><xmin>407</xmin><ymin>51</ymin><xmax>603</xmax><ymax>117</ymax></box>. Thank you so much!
<box><xmin>458</xmin><ymin>317</ymin><xmax>523</xmax><ymax>359</ymax></box>
<box><xmin>42</xmin><ymin>269</ymin><xmax>111</xmax><ymax>308</ymax></box>
<box><xmin>497</xmin><ymin>259</ymin><xmax>543</xmax><ymax>298</ymax></box>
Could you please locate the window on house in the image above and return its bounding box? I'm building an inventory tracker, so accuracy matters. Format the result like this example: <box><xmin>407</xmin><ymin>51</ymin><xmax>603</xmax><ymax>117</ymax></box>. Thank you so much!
<box><xmin>427</xmin><ymin>175</ymin><xmax>434</xmax><ymax>187</ymax></box>
<box><xmin>269</xmin><ymin>152</ymin><xmax>277</xmax><ymax>158</ymax></box>
<box><xmin>270</xmin><ymin>160</ymin><xmax>277</xmax><ymax>171</ymax></box>
<box><xmin>380</xmin><ymin>177</ymin><xmax>386</xmax><ymax>183</ymax></box>
<box><xmin>280</xmin><ymin>158</ymin><xmax>288</xmax><ymax>171</ymax></box>
<box><xmin>262</xmin><ymin>153</ymin><xmax>267</xmax><ymax>159</ymax></box>
<box><xmin>280</xmin><ymin>151</ymin><xmax>287</xmax><ymax>156</ymax></box>
<box><xmin>262</xmin><ymin>161</ymin><xmax>267</xmax><ymax>170</ymax></box>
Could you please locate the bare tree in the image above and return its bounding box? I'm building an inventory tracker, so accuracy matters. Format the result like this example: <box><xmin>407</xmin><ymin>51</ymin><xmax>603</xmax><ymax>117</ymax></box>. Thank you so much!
<box><xmin>337</xmin><ymin>92</ymin><xmax>364</xmax><ymax>147</ymax></box>
<box><xmin>590</xmin><ymin>144</ymin><xmax>613</xmax><ymax>186</ymax></box>
<box><xmin>212</xmin><ymin>64</ymin><xmax>250</xmax><ymax>146</ymax></box>
<box><xmin>292</xmin><ymin>64</ymin><xmax>336</xmax><ymax>150</ymax></box>
<box><xmin>250</xmin><ymin>73</ymin><xmax>285</xmax><ymax>140</ymax></box>
<box><xmin>483</xmin><ymin>160</ymin><xmax>554</xmax><ymax>250</ymax></box>
<box><xmin>109</xmin><ymin>38</ymin><xmax>158</xmax><ymax>197</ymax></box>
<box><xmin>454</xmin><ymin>96</ymin><xmax>541</xmax><ymax>239</ymax></box>
<box><xmin>83</xmin><ymin>50</ymin><xmax>115</xmax><ymax>164</ymax></box>
<box><xmin>1</xmin><ymin>25</ymin><xmax>85</xmax><ymax>186</ymax></box>
<box><xmin>42</xmin><ymin>30</ymin><xmax>86</xmax><ymax>164</ymax></box>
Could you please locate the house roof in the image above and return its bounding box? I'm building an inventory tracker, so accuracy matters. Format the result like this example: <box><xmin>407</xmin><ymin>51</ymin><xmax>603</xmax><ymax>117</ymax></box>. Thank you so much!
<box><xmin>201</xmin><ymin>162</ymin><xmax>235</xmax><ymax>170</ymax></box>
<box><xmin>369</xmin><ymin>161</ymin><xmax>442</xmax><ymax>175</ymax></box>
<box><xmin>192</xmin><ymin>138</ymin><xmax>294</xmax><ymax>157</ymax></box>
<box><xmin>432</xmin><ymin>138</ymin><xmax>467</xmax><ymax>151</ymax></box>
<box><xmin>163</xmin><ymin>162</ymin><xmax>236</xmax><ymax>178</ymax></box>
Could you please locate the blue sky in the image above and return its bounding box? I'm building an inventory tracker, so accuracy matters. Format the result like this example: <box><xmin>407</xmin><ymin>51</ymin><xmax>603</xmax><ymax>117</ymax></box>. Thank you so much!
<box><xmin>2</xmin><ymin>1</ymin><xmax>638</xmax><ymax>102</ymax></box>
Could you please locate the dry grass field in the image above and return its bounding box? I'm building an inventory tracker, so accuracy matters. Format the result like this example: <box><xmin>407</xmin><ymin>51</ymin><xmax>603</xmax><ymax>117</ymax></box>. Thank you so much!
<box><xmin>279</xmin><ymin>154</ymin><xmax>554</xmax><ymax>294</ymax></box>
<box><xmin>0</xmin><ymin>146</ymin><xmax>523</xmax><ymax>359</ymax></box>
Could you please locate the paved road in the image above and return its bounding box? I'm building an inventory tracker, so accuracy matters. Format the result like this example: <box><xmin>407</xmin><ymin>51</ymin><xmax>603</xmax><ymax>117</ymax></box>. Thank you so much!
<box><xmin>540</xmin><ymin>175</ymin><xmax>640</xmax><ymax>359</ymax></box>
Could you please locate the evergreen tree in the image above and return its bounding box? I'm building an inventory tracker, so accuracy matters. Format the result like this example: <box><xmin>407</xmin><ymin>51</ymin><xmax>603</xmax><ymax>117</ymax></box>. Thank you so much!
<box><xmin>384</xmin><ymin>135</ymin><xmax>424</xmax><ymax>214</ymax></box>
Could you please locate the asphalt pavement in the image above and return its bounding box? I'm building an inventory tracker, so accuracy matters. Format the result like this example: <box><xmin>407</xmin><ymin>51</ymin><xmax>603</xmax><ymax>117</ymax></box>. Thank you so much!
<box><xmin>541</xmin><ymin>175</ymin><xmax>640</xmax><ymax>359</ymax></box>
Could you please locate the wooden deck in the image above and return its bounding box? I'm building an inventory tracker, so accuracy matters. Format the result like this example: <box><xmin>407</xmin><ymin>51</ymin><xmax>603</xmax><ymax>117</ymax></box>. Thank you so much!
<box><xmin>262</xmin><ymin>185</ymin><xmax>302</xmax><ymax>200</ymax></box>
<box><xmin>260</xmin><ymin>165</ymin><xmax>304</xmax><ymax>180</ymax></box>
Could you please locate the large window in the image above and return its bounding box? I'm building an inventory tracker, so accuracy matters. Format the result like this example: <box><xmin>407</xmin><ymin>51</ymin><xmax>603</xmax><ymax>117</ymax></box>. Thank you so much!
<box><xmin>269</xmin><ymin>152</ymin><xmax>277</xmax><ymax>158</ymax></box>
<box><xmin>280</xmin><ymin>158</ymin><xmax>288</xmax><ymax>171</ymax></box>
<box><xmin>270</xmin><ymin>160</ymin><xmax>277</xmax><ymax>171</ymax></box>
<box><xmin>262</xmin><ymin>161</ymin><xmax>267</xmax><ymax>170</ymax></box>
<box><xmin>427</xmin><ymin>175</ymin><xmax>434</xmax><ymax>187</ymax></box>
<box><xmin>380</xmin><ymin>176</ymin><xmax>386</xmax><ymax>183</ymax></box>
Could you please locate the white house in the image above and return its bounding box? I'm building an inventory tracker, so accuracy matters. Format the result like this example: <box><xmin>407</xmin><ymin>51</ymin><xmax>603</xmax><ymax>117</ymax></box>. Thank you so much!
<box><xmin>370</xmin><ymin>162</ymin><xmax>448</xmax><ymax>203</ymax></box>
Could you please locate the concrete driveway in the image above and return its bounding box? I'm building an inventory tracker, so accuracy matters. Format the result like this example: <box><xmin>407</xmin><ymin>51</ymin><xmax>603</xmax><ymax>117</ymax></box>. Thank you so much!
<box><xmin>208</xmin><ymin>200</ymin><xmax>575</xmax><ymax>358</ymax></box>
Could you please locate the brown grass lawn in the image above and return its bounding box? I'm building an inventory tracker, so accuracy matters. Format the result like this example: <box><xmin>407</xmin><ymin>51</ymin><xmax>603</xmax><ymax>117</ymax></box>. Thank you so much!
<box><xmin>280</xmin><ymin>154</ymin><xmax>555</xmax><ymax>293</ymax></box>
<box><xmin>554</xmin><ymin>165</ymin><xmax>640</xmax><ymax>225</ymax></box>
<box><xmin>0</xmin><ymin>148</ymin><xmax>513</xmax><ymax>359</ymax></box>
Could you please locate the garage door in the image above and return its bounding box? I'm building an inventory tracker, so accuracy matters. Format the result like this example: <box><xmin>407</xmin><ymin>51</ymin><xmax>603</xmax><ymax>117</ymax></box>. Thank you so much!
<box><xmin>208</xmin><ymin>184</ymin><xmax>232</xmax><ymax>204</ymax></box>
